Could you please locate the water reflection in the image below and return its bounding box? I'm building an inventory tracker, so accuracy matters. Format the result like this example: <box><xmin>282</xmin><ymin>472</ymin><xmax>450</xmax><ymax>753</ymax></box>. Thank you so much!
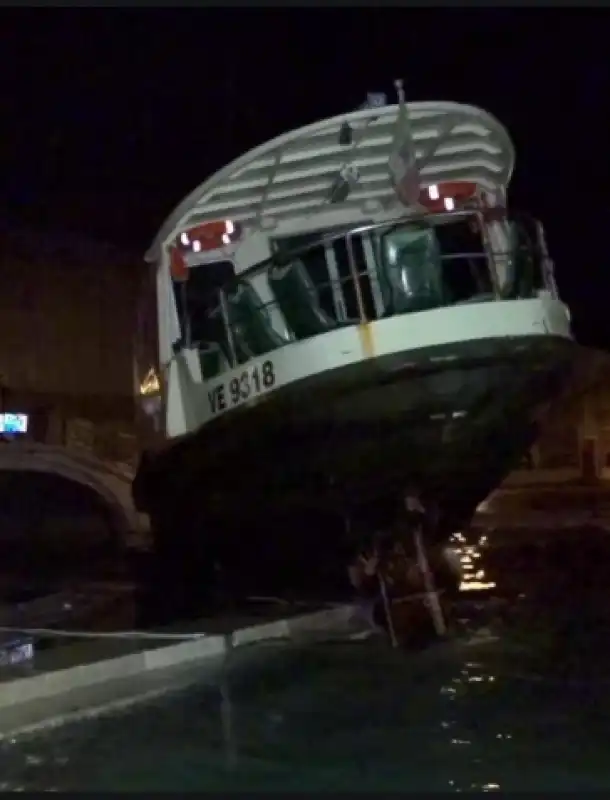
<box><xmin>449</xmin><ymin>531</ymin><xmax>496</xmax><ymax>592</ymax></box>
<box><xmin>436</xmin><ymin>654</ymin><xmax>527</xmax><ymax>793</ymax></box>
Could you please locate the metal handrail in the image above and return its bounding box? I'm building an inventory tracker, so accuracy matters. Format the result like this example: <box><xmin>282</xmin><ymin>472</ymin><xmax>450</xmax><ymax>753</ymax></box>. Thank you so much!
<box><xmin>202</xmin><ymin>240</ymin><xmax>548</xmax><ymax>370</ymax></box>
<box><xmin>238</xmin><ymin>207</ymin><xmax>476</xmax><ymax>285</ymax></box>
<box><xmin>205</xmin><ymin>207</ymin><xmax>548</xmax><ymax>289</ymax></box>
<box><xmin>215</xmin><ymin>246</ymin><xmax>543</xmax><ymax>313</ymax></box>
<box><xmin>174</xmin><ymin>206</ymin><xmax>555</xmax><ymax>371</ymax></box>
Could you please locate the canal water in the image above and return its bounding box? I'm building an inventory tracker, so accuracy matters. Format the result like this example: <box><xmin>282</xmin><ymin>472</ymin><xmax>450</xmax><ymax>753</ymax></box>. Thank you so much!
<box><xmin>4</xmin><ymin>533</ymin><xmax>610</xmax><ymax>791</ymax></box>
<box><xmin>3</xmin><ymin>618</ymin><xmax>610</xmax><ymax>791</ymax></box>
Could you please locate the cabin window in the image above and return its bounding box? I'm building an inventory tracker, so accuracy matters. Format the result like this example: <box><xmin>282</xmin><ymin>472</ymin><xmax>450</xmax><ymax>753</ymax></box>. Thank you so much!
<box><xmin>172</xmin><ymin>260</ymin><xmax>235</xmax><ymax>347</ymax></box>
<box><xmin>273</xmin><ymin>228</ymin><xmax>381</xmax><ymax>324</ymax></box>
<box><xmin>377</xmin><ymin>215</ymin><xmax>493</xmax><ymax>311</ymax></box>
<box><xmin>435</xmin><ymin>217</ymin><xmax>492</xmax><ymax>303</ymax></box>
<box><xmin>506</xmin><ymin>214</ymin><xmax>546</xmax><ymax>298</ymax></box>
<box><xmin>332</xmin><ymin>235</ymin><xmax>378</xmax><ymax>321</ymax></box>
<box><xmin>376</xmin><ymin>223</ymin><xmax>445</xmax><ymax>313</ymax></box>
<box><xmin>273</xmin><ymin>233</ymin><xmax>338</xmax><ymax>320</ymax></box>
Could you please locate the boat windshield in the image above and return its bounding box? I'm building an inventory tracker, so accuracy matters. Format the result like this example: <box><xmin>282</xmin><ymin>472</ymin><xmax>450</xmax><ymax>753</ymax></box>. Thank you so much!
<box><xmin>377</xmin><ymin>216</ymin><xmax>493</xmax><ymax>313</ymax></box>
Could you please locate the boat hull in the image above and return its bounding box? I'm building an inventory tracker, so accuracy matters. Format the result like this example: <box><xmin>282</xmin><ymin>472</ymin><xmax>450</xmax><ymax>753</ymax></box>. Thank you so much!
<box><xmin>133</xmin><ymin>335</ymin><xmax>583</xmax><ymax>623</ymax></box>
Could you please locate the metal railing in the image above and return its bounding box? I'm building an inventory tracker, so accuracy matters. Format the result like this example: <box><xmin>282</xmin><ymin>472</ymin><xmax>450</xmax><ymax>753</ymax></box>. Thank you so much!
<box><xmin>217</xmin><ymin>206</ymin><xmax>551</xmax><ymax>292</ymax></box>
<box><xmin>181</xmin><ymin>208</ymin><xmax>556</xmax><ymax>375</ymax></box>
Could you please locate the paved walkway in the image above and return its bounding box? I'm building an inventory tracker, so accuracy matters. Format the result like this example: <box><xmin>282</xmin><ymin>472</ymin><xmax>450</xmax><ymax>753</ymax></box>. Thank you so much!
<box><xmin>0</xmin><ymin>602</ymin><xmax>333</xmax><ymax>684</ymax></box>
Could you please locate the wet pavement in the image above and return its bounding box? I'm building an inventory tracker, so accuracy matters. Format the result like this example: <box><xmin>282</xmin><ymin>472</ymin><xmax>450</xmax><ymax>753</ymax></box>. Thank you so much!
<box><xmin>0</xmin><ymin>600</ymin><xmax>330</xmax><ymax>684</ymax></box>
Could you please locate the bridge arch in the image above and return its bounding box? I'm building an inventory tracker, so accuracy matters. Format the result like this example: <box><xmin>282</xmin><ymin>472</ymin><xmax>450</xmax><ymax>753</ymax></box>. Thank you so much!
<box><xmin>0</xmin><ymin>442</ymin><xmax>141</xmax><ymax>541</ymax></box>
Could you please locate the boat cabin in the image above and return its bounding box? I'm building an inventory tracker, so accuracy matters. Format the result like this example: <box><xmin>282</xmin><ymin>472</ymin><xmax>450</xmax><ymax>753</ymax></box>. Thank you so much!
<box><xmin>138</xmin><ymin>100</ymin><xmax>566</xmax><ymax>438</ymax></box>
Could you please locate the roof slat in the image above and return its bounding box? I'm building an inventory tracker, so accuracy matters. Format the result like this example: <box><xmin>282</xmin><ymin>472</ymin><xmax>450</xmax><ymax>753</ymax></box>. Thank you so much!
<box><xmin>147</xmin><ymin>101</ymin><xmax>514</xmax><ymax>261</ymax></box>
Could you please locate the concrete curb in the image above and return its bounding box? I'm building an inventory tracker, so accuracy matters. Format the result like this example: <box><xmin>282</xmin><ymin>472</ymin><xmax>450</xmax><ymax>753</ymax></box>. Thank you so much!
<box><xmin>0</xmin><ymin>605</ymin><xmax>356</xmax><ymax>718</ymax></box>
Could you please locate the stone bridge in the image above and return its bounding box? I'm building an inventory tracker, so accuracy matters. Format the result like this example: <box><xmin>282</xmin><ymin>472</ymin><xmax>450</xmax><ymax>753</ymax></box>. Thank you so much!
<box><xmin>0</xmin><ymin>442</ymin><xmax>148</xmax><ymax>546</ymax></box>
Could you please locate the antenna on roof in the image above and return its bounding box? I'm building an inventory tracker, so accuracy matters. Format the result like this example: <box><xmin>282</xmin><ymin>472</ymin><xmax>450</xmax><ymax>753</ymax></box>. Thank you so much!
<box><xmin>394</xmin><ymin>78</ymin><xmax>405</xmax><ymax>104</ymax></box>
<box><xmin>388</xmin><ymin>78</ymin><xmax>421</xmax><ymax>207</ymax></box>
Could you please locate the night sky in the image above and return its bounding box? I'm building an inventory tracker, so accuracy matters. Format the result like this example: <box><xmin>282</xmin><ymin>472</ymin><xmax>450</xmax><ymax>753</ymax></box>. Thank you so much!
<box><xmin>1</xmin><ymin>9</ymin><xmax>607</xmax><ymax>347</ymax></box>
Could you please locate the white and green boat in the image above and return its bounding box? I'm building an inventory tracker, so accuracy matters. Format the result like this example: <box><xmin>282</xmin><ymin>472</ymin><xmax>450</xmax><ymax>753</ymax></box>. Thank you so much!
<box><xmin>133</xmin><ymin>90</ymin><xmax>580</xmax><ymax>612</ymax></box>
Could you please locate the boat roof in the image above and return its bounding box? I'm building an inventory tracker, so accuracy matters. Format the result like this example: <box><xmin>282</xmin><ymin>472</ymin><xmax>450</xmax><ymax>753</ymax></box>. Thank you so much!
<box><xmin>146</xmin><ymin>101</ymin><xmax>515</xmax><ymax>262</ymax></box>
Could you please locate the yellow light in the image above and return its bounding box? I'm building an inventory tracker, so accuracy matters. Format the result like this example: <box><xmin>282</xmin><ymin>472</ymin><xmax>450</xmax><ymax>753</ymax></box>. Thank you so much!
<box><xmin>140</xmin><ymin>368</ymin><xmax>160</xmax><ymax>396</ymax></box>
<box><xmin>450</xmin><ymin>529</ymin><xmax>494</xmax><ymax>593</ymax></box>
<box><xmin>460</xmin><ymin>580</ymin><xmax>496</xmax><ymax>591</ymax></box>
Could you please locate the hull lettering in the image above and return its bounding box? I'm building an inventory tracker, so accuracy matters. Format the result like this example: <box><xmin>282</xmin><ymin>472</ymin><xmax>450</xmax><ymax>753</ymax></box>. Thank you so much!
<box><xmin>208</xmin><ymin>359</ymin><xmax>276</xmax><ymax>416</ymax></box>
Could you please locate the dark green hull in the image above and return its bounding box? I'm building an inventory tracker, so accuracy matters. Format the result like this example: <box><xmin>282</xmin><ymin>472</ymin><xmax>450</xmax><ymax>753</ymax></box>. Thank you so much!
<box><xmin>133</xmin><ymin>339</ymin><xmax>580</xmax><ymax>624</ymax></box>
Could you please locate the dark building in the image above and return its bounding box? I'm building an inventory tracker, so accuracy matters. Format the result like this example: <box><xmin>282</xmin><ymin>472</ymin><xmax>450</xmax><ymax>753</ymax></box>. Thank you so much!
<box><xmin>0</xmin><ymin>222</ymin><xmax>147</xmax><ymax>608</ymax></box>
<box><xmin>500</xmin><ymin>353</ymin><xmax>610</xmax><ymax>488</ymax></box>
<box><xmin>0</xmin><ymin>221</ymin><xmax>140</xmax><ymax>464</ymax></box>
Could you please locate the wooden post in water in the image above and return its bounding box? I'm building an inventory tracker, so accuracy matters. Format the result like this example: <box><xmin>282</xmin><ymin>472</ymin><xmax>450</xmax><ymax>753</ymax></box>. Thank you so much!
<box><xmin>413</xmin><ymin>526</ymin><xmax>447</xmax><ymax>637</ymax></box>
<box><xmin>378</xmin><ymin>570</ymin><xmax>399</xmax><ymax>648</ymax></box>
<box><xmin>220</xmin><ymin>634</ymin><xmax>238</xmax><ymax>768</ymax></box>
<box><xmin>406</xmin><ymin>493</ymin><xmax>447</xmax><ymax>638</ymax></box>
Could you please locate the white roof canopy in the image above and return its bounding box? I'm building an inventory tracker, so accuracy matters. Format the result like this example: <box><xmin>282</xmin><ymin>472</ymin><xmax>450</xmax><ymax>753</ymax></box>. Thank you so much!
<box><xmin>147</xmin><ymin>101</ymin><xmax>514</xmax><ymax>262</ymax></box>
